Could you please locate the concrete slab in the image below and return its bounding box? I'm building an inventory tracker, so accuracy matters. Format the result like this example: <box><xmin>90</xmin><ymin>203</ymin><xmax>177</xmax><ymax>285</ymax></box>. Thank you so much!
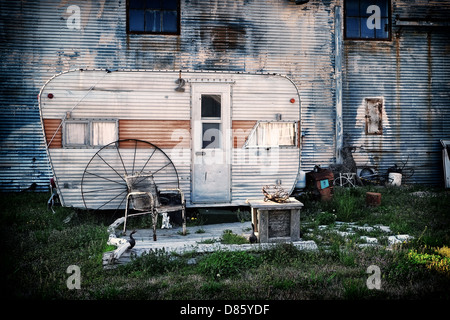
<box><xmin>104</xmin><ymin>221</ymin><xmax>318</xmax><ymax>267</ymax></box>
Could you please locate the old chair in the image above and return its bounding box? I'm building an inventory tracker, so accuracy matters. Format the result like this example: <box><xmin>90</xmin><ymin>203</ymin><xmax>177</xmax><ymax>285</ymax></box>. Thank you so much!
<box><xmin>123</xmin><ymin>173</ymin><xmax>186</xmax><ymax>240</ymax></box>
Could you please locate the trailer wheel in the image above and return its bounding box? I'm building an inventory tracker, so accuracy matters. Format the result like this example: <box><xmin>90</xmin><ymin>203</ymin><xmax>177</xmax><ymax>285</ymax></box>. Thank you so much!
<box><xmin>81</xmin><ymin>139</ymin><xmax>180</xmax><ymax>212</ymax></box>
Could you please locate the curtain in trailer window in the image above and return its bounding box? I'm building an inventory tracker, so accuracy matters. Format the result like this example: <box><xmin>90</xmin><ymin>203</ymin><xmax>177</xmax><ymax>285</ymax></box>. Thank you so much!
<box><xmin>247</xmin><ymin>122</ymin><xmax>295</xmax><ymax>147</ymax></box>
<box><xmin>65</xmin><ymin>122</ymin><xmax>88</xmax><ymax>146</ymax></box>
<box><xmin>92</xmin><ymin>122</ymin><xmax>117</xmax><ymax>146</ymax></box>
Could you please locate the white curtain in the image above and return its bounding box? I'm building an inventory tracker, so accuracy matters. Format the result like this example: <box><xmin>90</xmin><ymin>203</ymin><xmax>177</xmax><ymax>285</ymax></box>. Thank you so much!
<box><xmin>92</xmin><ymin>122</ymin><xmax>117</xmax><ymax>146</ymax></box>
<box><xmin>65</xmin><ymin>122</ymin><xmax>87</xmax><ymax>145</ymax></box>
<box><xmin>247</xmin><ymin>122</ymin><xmax>295</xmax><ymax>147</ymax></box>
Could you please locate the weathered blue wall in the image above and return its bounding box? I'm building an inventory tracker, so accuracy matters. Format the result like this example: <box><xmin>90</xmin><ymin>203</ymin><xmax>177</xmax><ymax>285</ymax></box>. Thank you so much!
<box><xmin>342</xmin><ymin>0</ymin><xmax>450</xmax><ymax>184</ymax></box>
<box><xmin>0</xmin><ymin>0</ymin><xmax>449</xmax><ymax>191</ymax></box>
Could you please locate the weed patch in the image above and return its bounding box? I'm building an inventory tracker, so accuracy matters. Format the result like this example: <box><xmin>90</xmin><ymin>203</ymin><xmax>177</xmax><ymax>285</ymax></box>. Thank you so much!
<box><xmin>220</xmin><ymin>229</ymin><xmax>248</xmax><ymax>244</ymax></box>
<box><xmin>197</xmin><ymin>250</ymin><xmax>260</xmax><ymax>279</ymax></box>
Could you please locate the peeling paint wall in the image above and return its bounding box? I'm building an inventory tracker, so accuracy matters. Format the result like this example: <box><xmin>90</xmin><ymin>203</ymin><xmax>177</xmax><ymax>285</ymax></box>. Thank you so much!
<box><xmin>343</xmin><ymin>1</ymin><xmax>450</xmax><ymax>184</ymax></box>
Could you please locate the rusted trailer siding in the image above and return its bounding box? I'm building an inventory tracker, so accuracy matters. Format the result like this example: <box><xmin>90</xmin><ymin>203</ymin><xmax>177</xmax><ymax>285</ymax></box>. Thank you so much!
<box><xmin>39</xmin><ymin>70</ymin><xmax>301</xmax><ymax>208</ymax></box>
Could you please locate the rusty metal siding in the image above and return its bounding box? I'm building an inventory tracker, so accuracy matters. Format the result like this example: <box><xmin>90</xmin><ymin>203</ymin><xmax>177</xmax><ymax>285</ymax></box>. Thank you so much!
<box><xmin>3</xmin><ymin>0</ymin><xmax>449</xmax><ymax>192</ymax></box>
<box><xmin>1</xmin><ymin>0</ymin><xmax>338</xmax><ymax>192</ymax></box>
<box><xmin>342</xmin><ymin>1</ymin><xmax>450</xmax><ymax>184</ymax></box>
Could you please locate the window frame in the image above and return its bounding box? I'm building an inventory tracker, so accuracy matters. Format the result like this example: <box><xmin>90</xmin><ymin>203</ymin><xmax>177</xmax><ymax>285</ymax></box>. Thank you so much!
<box><xmin>63</xmin><ymin>119</ymin><xmax>118</xmax><ymax>148</ymax></box>
<box><xmin>126</xmin><ymin>0</ymin><xmax>181</xmax><ymax>35</ymax></box>
<box><xmin>344</xmin><ymin>0</ymin><xmax>392</xmax><ymax>41</ymax></box>
<box><xmin>364</xmin><ymin>98</ymin><xmax>383</xmax><ymax>135</ymax></box>
<box><xmin>63</xmin><ymin>121</ymin><xmax>89</xmax><ymax>148</ymax></box>
<box><xmin>244</xmin><ymin>121</ymin><xmax>298</xmax><ymax>149</ymax></box>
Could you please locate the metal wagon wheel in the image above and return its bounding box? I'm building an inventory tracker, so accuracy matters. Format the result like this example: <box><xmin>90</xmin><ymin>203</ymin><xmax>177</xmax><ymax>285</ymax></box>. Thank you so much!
<box><xmin>81</xmin><ymin>139</ymin><xmax>180</xmax><ymax>212</ymax></box>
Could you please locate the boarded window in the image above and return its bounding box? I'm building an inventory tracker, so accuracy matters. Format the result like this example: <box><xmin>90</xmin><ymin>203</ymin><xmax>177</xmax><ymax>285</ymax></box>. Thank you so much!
<box><xmin>246</xmin><ymin>122</ymin><xmax>296</xmax><ymax>147</ymax></box>
<box><xmin>365</xmin><ymin>98</ymin><xmax>383</xmax><ymax>135</ymax></box>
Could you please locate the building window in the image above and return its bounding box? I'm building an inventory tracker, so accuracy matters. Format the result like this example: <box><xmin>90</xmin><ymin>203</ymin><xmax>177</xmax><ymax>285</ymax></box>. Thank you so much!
<box><xmin>64</xmin><ymin>120</ymin><xmax>118</xmax><ymax>147</ymax></box>
<box><xmin>127</xmin><ymin>0</ymin><xmax>180</xmax><ymax>34</ymax></box>
<box><xmin>246</xmin><ymin>122</ymin><xmax>297</xmax><ymax>148</ymax></box>
<box><xmin>344</xmin><ymin>0</ymin><xmax>390</xmax><ymax>40</ymax></box>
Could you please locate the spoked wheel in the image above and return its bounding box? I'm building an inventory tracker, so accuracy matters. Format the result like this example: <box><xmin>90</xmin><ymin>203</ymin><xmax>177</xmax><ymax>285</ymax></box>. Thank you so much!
<box><xmin>81</xmin><ymin>139</ymin><xmax>180</xmax><ymax>212</ymax></box>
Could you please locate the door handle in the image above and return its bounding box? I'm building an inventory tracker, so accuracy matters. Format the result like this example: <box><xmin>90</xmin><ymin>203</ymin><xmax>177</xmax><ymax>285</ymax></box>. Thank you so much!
<box><xmin>195</xmin><ymin>151</ymin><xmax>206</xmax><ymax>156</ymax></box>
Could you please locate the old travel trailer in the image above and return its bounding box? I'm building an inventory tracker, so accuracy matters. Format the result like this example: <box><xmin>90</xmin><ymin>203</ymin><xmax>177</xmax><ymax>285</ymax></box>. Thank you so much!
<box><xmin>39</xmin><ymin>69</ymin><xmax>302</xmax><ymax>210</ymax></box>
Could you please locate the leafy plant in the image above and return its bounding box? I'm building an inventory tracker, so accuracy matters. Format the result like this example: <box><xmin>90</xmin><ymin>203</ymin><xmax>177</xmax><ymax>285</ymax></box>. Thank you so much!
<box><xmin>408</xmin><ymin>246</ymin><xmax>450</xmax><ymax>276</ymax></box>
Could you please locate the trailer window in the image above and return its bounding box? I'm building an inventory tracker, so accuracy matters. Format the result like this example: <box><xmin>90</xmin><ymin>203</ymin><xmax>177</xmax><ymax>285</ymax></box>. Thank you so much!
<box><xmin>245</xmin><ymin>122</ymin><xmax>296</xmax><ymax>148</ymax></box>
<box><xmin>64</xmin><ymin>120</ymin><xmax>117</xmax><ymax>148</ymax></box>
<box><xmin>92</xmin><ymin>121</ymin><xmax>118</xmax><ymax>146</ymax></box>
<box><xmin>65</xmin><ymin>122</ymin><xmax>88</xmax><ymax>146</ymax></box>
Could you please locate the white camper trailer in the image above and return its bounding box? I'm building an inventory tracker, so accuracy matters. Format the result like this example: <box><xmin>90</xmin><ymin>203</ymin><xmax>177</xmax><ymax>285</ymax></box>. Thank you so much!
<box><xmin>39</xmin><ymin>69</ymin><xmax>302</xmax><ymax>211</ymax></box>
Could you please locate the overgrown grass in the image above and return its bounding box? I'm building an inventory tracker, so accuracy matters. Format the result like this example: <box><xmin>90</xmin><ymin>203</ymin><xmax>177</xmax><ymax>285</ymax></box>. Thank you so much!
<box><xmin>1</xmin><ymin>186</ymin><xmax>450</xmax><ymax>300</ymax></box>
<box><xmin>300</xmin><ymin>185</ymin><xmax>450</xmax><ymax>246</ymax></box>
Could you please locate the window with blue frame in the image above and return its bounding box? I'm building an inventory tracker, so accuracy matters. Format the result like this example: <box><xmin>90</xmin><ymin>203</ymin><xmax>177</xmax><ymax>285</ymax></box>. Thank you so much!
<box><xmin>127</xmin><ymin>0</ymin><xmax>180</xmax><ymax>34</ymax></box>
<box><xmin>344</xmin><ymin>0</ymin><xmax>390</xmax><ymax>40</ymax></box>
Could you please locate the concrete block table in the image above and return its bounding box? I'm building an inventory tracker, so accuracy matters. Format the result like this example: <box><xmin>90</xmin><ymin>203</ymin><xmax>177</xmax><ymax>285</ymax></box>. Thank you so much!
<box><xmin>247</xmin><ymin>197</ymin><xmax>303</xmax><ymax>243</ymax></box>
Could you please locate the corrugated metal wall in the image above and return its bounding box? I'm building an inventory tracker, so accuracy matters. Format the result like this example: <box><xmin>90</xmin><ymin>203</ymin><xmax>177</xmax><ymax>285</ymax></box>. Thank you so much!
<box><xmin>342</xmin><ymin>1</ymin><xmax>450</xmax><ymax>184</ymax></box>
<box><xmin>2</xmin><ymin>0</ymin><xmax>449</xmax><ymax>192</ymax></box>
<box><xmin>1</xmin><ymin>0</ymin><xmax>337</xmax><ymax>192</ymax></box>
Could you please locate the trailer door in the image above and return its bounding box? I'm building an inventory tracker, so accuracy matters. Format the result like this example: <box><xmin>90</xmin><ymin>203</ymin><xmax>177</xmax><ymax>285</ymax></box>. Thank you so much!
<box><xmin>191</xmin><ymin>83</ymin><xmax>231</xmax><ymax>203</ymax></box>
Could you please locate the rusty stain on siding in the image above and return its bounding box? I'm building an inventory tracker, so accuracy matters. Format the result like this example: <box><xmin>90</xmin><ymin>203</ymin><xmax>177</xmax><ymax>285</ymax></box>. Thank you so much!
<box><xmin>119</xmin><ymin>120</ymin><xmax>190</xmax><ymax>149</ymax></box>
<box><xmin>43</xmin><ymin>119</ymin><xmax>63</xmax><ymax>148</ymax></box>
